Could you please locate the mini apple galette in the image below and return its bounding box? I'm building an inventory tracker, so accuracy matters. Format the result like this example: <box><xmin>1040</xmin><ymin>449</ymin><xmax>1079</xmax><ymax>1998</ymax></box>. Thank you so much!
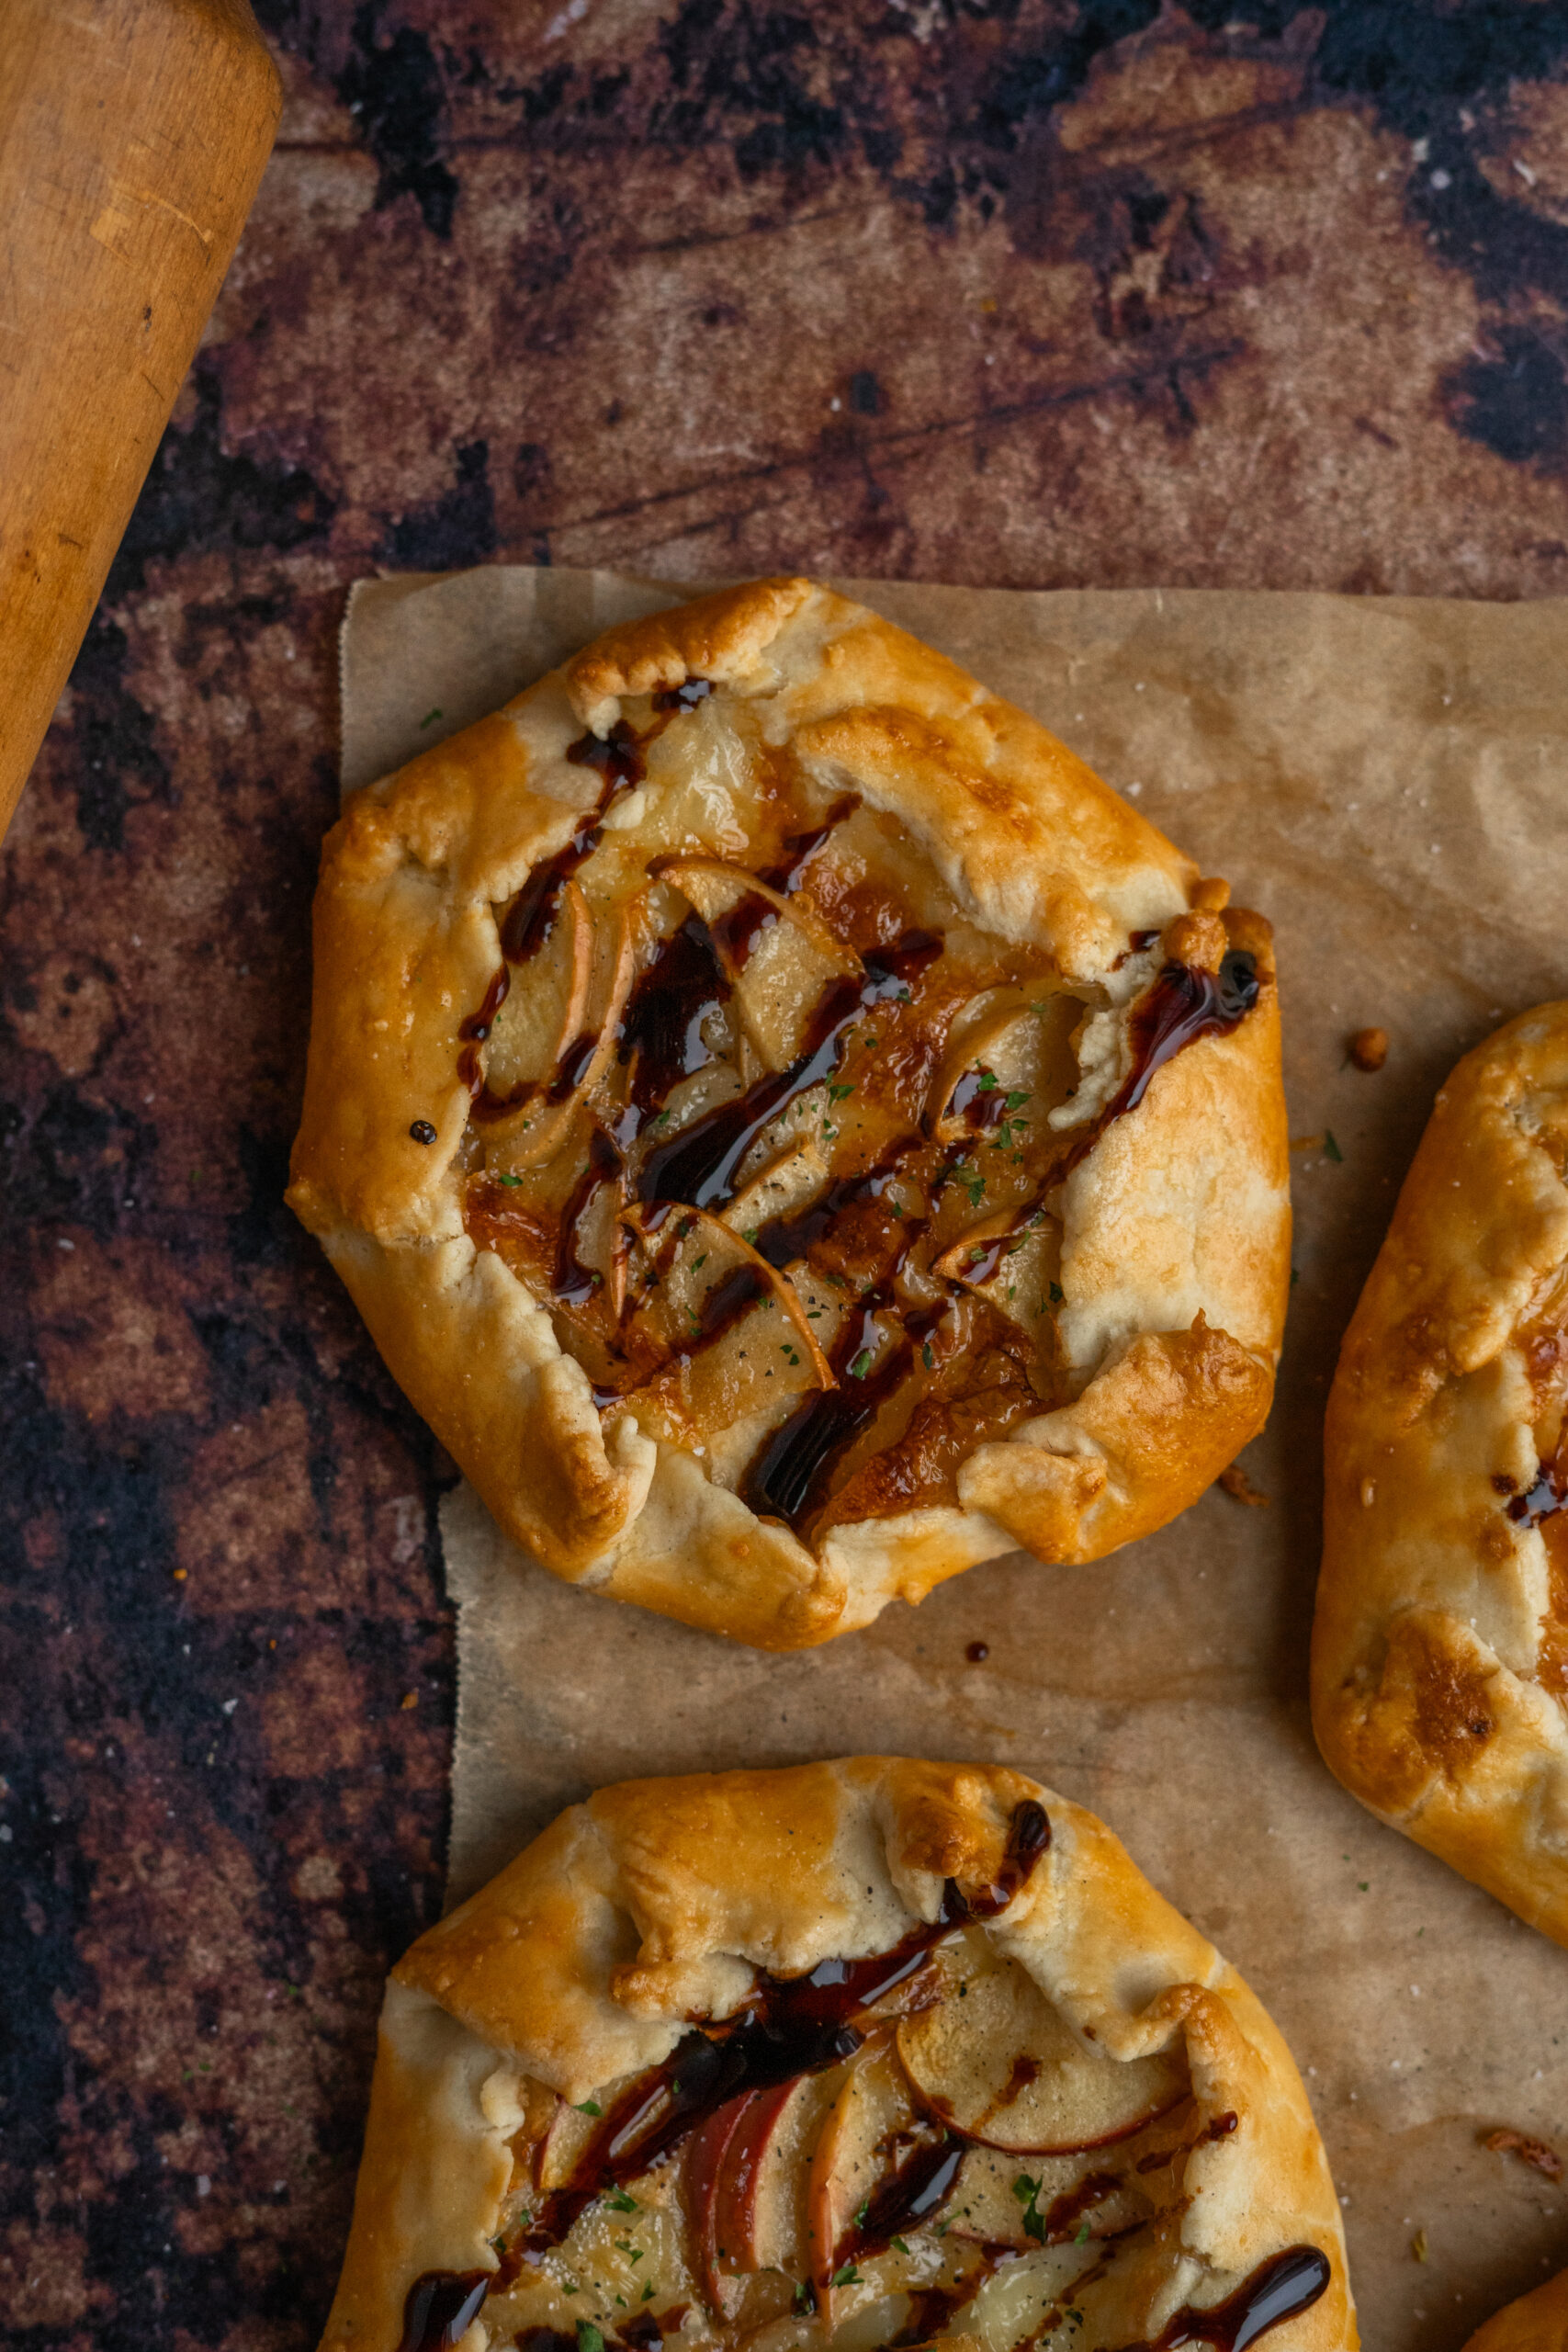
<box><xmin>1312</xmin><ymin>1006</ymin><xmax>1568</xmax><ymax>1946</ymax></box>
<box><xmin>1461</xmin><ymin>2268</ymin><xmax>1568</xmax><ymax>2352</ymax></box>
<box><xmin>319</xmin><ymin>1759</ymin><xmax>1351</xmax><ymax>2352</ymax></box>
<box><xmin>289</xmin><ymin>578</ymin><xmax>1289</xmax><ymax>1647</ymax></box>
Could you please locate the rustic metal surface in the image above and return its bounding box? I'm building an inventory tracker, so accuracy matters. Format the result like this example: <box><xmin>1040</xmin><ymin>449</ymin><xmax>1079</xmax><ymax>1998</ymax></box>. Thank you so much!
<box><xmin>6</xmin><ymin>4</ymin><xmax>1568</xmax><ymax>2345</ymax></box>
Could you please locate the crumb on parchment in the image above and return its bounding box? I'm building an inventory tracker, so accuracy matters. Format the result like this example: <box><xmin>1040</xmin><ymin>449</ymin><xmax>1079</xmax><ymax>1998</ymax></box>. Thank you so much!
<box><xmin>1482</xmin><ymin>2127</ymin><xmax>1564</xmax><ymax>2181</ymax></box>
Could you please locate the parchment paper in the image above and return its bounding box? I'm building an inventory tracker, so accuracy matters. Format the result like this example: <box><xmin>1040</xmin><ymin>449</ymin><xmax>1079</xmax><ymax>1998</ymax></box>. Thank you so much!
<box><xmin>341</xmin><ymin>568</ymin><xmax>1568</xmax><ymax>2352</ymax></box>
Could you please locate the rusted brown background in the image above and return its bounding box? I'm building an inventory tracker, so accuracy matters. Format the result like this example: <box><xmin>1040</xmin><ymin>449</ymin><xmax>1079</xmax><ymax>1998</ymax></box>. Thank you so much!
<box><xmin>6</xmin><ymin>4</ymin><xmax>1568</xmax><ymax>2346</ymax></box>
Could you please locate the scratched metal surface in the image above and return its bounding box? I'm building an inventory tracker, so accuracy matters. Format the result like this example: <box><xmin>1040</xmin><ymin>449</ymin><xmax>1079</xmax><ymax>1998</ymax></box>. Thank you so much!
<box><xmin>5</xmin><ymin>5</ymin><xmax>1568</xmax><ymax>2346</ymax></box>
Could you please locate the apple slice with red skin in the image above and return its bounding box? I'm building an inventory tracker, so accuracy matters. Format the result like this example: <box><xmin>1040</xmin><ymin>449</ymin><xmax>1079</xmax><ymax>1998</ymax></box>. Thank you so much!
<box><xmin>896</xmin><ymin>1958</ymin><xmax>1187</xmax><ymax>2154</ymax></box>
<box><xmin>714</xmin><ymin>2080</ymin><xmax>798</xmax><ymax>2277</ymax></box>
<box><xmin>716</xmin><ymin>2071</ymin><xmax>845</xmax><ymax>2280</ymax></box>
<box><xmin>684</xmin><ymin>2091</ymin><xmax>756</xmax><ymax>2320</ymax></box>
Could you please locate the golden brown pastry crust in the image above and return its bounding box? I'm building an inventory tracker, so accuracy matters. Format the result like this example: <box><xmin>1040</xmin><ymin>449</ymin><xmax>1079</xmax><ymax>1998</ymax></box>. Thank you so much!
<box><xmin>289</xmin><ymin>579</ymin><xmax>1290</xmax><ymax>1647</ymax></box>
<box><xmin>1462</xmin><ymin>2270</ymin><xmax>1568</xmax><ymax>2352</ymax></box>
<box><xmin>319</xmin><ymin>1758</ymin><xmax>1353</xmax><ymax>2352</ymax></box>
<box><xmin>1312</xmin><ymin>1005</ymin><xmax>1568</xmax><ymax>1944</ymax></box>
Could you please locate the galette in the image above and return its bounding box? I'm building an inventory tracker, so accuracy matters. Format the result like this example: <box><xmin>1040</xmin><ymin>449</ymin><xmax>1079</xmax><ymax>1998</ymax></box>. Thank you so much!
<box><xmin>290</xmin><ymin>579</ymin><xmax>1289</xmax><ymax>1646</ymax></box>
<box><xmin>1313</xmin><ymin>1004</ymin><xmax>1568</xmax><ymax>1945</ymax></box>
<box><xmin>319</xmin><ymin>1758</ymin><xmax>1352</xmax><ymax>2352</ymax></box>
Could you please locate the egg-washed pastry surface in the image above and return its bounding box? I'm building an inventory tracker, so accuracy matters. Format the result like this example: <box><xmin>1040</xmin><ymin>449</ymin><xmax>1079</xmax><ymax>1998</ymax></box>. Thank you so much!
<box><xmin>1461</xmin><ymin>2269</ymin><xmax>1568</xmax><ymax>2352</ymax></box>
<box><xmin>1312</xmin><ymin>1005</ymin><xmax>1568</xmax><ymax>1944</ymax></box>
<box><xmin>289</xmin><ymin>577</ymin><xmax>1289</xmax><ymax>1648</ymax></box>
<box><xmin>320</xmin><ymin>1758</ymin><xmax>1352</xmax><ymax>2352</ymax></box>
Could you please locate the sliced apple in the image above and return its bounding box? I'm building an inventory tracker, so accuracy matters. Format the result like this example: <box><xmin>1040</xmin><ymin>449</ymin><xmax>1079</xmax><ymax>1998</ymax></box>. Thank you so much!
<box><xmin>565</xmin><ymin>1141</ymin><xmax>631</xmax><ymax>1320</ymax></box>
<box><xmin>927</xmin><ymin>989</ymin><xmax>1080</xmax><ymax>1142</ymax></box>
<box><xmin>933</xmin><ymin>1211</ymin><xmax>1063</xmax><ymax>1340</ymax></box>
<box><xmin>896</xmin><ymin>1960</ymin><xmax>1187</xmax><ymax>2154</ymax></box>
<box><xmin>718</xmin><ymin>2071</ymin><xmax>843</xmax><ymax>2280</ymax></box>
<box><xmin>719</xmin><ymin>1136</ymin><xmax>833</xmax><ymax>1260</ymax></box>
<box><xmin>733</xmin><ymin>2320</ymin><xmax>825</xmax><ymax>2352</ymax></box>
<box><xmin>480</xmin><ymin>900</ymin><xmax>636</xmax><ymax>1166</ymax></box>
<box><xmin>480</xmin><ymin>878</ymin><xmax>591</xmax><ymax>1099</ymax></box>
<box><xmin>609</xmin><ymin>1204</ymin><xmax>834</xmax><ymax>1441</ymax></box>
<box><xmin>537</xmin><ymin>2085</ymin><xmax>607</xmax><ymax>2192</ymax></box>
<box><xmin>805</xmin><ymin>2043</ymin><xmax>928</xmax><ymax>2320</ymax></box>
<box><xmin>660</xmin><ymin>856</ymin><xmax>860</xmax><ymax>1074</ymax></box>
<box><xmin>685</xmin><ymin>2092</ymin><xmax>755</xmax><ymax>2319</ymax></box>
<box><xmin>945</xmin><ymin>2143</ymin><xmax>1153</xmax><ymax>2249</ymax></box>
<box><xmin>938</xmin><ymin>2241</ymin><xmax>1100</xmax><ymax>2350</ymax></box>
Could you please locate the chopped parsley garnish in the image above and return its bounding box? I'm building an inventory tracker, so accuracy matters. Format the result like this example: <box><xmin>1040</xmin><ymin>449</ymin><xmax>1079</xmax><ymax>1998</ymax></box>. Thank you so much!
<box><xmin>831</xmin><ymin>2265</ymin><xmax>862</xmax><ymax>2288</ymax></box>
<box><xmin>604</xmin><ymin>2188</ymin><xmax>638</xmax><ymax>2212</ymax></box>
<box><xmin>922</xmin><ymin>1341</ymin><xmax>934</xmax><ymax>1370</ymax></box>
<box><xmin>692</xmin><ymin>1253</ymin><xmax>706</xmax><ymax>1270</ymax></box>
<box><xmin>1048</xmin><ymin>1281</ymin><xmax>1064</xmax><ymax>1304</ymax></box>
<box><xmin>849</xmin><ymin>1348</ymin><xmax>874</xmax><ymax>1380</ymax></box>
<box><xmin>419</xmin><ymin>707</ymin><xmax>444</xmax><ymax>729</ymax></box>
<box><xmin>1075</xmin><ymin>2220</ymin><xmax>1092</xmax><ymax>2244</ymax></box>
<box><xmin>1012</xmin><ymin>2171</ymin><xmax>1046</xmax><ymax>2244</ymax></box>
<box><xmin>1005</xmin><ymin>1089</ymin><xmax>1030</xmax><ymax>1110</ymax></box>
<box><xmin>496</xmin><ymin>1170</ymin><xmax>523</xmax><ymax>1187</ymax></box>
<box><xmin>573</xmin><ymin>2099</ymin><xmax>603</xmax><ymax>2117</ymax></box>
<box><xmin>1324</xmin><ymin>1129</ymin><xmax>1344</xmax><ymax>1162</ymax></box>
<box><xmin>578</xmin><ymin>2327</ymin><xmax>604</xmax><ymax>2352</ymax></box>
<box><xmin>829</xmin><ymin>1081</ymin><xmax>855</xmax><ymax>1102</ymax></box>
<box><xmin>890</xmin><ymin>2235</ymin><xmax>909</xmax><ymax>2256</ymax></box>
<box><xmin>976</xmin><ymin>1069</ymin><xmax>998</xmax><ymax>1091</ymax></box>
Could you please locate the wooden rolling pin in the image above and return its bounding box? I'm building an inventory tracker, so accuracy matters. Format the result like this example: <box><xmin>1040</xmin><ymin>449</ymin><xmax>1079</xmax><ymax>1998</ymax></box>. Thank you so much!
<box><xmin>0</xmin><ymin>0</ymin><xmax>281</xmax><ymax>842</ymax></box>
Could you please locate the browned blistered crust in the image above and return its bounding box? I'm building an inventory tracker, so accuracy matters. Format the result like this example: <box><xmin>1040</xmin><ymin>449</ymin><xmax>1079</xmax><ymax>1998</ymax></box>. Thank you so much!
<box><xmin>1312</xmin><ymin>1004</ymin><xmax>1568</xmax><ymax>1946</ymax></box>
<box><xmin>320</xmin><ymin>1758</ymin><xmax>1353</xmax><ymax>2352</ymax></box>
<box><xmin>1461</xmin><ymin>2267</ymin><xmax>1568</xmax><ymax>2352</ymax></box>
<box><xmin>289</xmin><ymin>578</ymin><xmax>1290</xmax><ymax>1647</ymax></box>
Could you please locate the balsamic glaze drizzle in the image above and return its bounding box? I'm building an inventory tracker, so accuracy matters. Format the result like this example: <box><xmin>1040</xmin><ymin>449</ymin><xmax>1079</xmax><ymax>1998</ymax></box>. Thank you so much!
<box><xmin>1116</xmin><ymin>2244</ymin><xmax>1332</xmax><ymax>2352</ymax></box>
<box><xmin>741</xmin><ymin>1297</ymin><xmax>946</xmax><ymax>1526</ymax></box>
<box><xmin>1506</xmin><ymin>1453</ymin><xmax>1567</xmax><ymax>1529</ymax></box>
<box><xmin>1089</xmin><ymin>949</ymin><xmax>1260</xmax><ymax>1148</ymax></box>
<box><xmin>636</xmin><ymin>932</ymin><xmax>941</xmax><ymax>1216</ymax></box>
<box><xmin>504</xmin><ymin>723</ymin><xmax>647</xmax><ymax>972</ymax></box>
<box><xmin>834</xmin><ymin>2130</ymin><xmax>965</xmax><ymax>2267</ymax></box>
<box><xmin>396</xmin><ymin>2269</ymin><xmax>489</xmax><ymax>2352</ymax></box>
<box><xmin>616</xmin><ymin>916</ymin><xmax>731</xmax><ymax>1129</ymax></box>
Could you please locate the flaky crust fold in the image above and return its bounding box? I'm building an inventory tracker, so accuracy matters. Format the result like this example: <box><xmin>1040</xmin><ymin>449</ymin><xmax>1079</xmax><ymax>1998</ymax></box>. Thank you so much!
<box><xmin>1311</xmin><ymin>1005</ymin><xmax>1568</xmax><ymax>1944</ymax></box>
<box><xmin>290</xmin><ymin>579</ymin><xmax>1290</xmax><ymax>1646</ymax></box>
<box><xmin>321</xmin><ymin>1758</ymin><xmax>1353</xmax><ymax>2352</ymax></box>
